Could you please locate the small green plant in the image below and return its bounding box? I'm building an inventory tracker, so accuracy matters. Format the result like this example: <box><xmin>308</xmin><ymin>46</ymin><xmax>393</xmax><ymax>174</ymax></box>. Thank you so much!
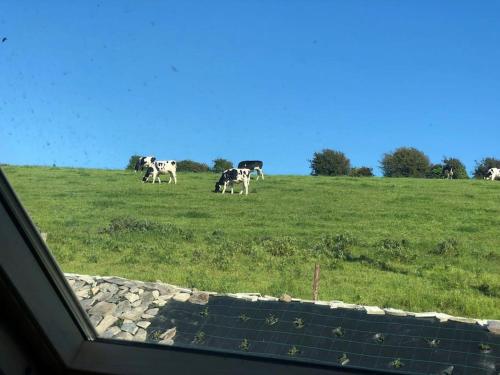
<box><xmin>478</xmin><ymin>343</ymin><xmax>491</xmax><ymax>353</ymax></box>
<box><xmin>150</xmin><ymin>330</ymin><xmax>162</xmax><ymax>340</ymax></box>
<box><xmin>373</xmin><ymin>333</ymin><xmax>384</xmax><ymax>343</ymax></box>
<box><xmin>426</xmin><ymin>338</ymin><xmax>440</xmax><ymax>348</ymax></box>
<box><xmin>293</xmin><ymin>317</ymin><xmax>305</xmax><ymax>329</ymax></box>
<box><xmin>239</xmin><ymin>338</ymin><xmax>250</xmax><ymax>351</ymax></box>
<box><xmin>378</xmin><ymin>238</ymin><xmax>413</xmax><ymax>262</ymax></box>
<box><xmin>338</xmin><ymin>353</ymin><xmax>349</xmax><ymax>366</ymax></box>
<box><xmin>116</xmin><ymin>318</ymin><xmax>124</xmax><ymax>327</ymax></box>
<box><xmin>211</xmin><ymin>229</ymin><xmax>225</xmax><ymax>239</ymax></box>
<box><xmin>200</xmin><ymin>307</ymin><xmax>209</xmax><ymax>318</ymax></box>
<box><xmin>193</xmin><ymin>331</ymin><xmax>206</xmax><ymax>344</ymax></box>
<box><xmin>211</xmin><ymin>245</ymin><xmax>232</xmax><ymax>270</ymax></box>
<box><xmin>433</xmin><ymin>239</ymin><xmax>460</xmax><ymax>256</ymax></box>
<box><xmin>265</xmin><ymin>314</ymin><xmax>279</xmax><ymax>326</ymax></box>
<box><xmin>332</xmin><ymin>326</ymin><xmax>344</xmax><ymax>337</ymax></box>
<box><xmin>239</xmin><ymin>313</ymin><xmax>250</xmax><ymax>322</ymax></box>
<box><xmin>476</xmin><ymin>283</ymin><xmax>499</xmax><ymax>297</ymax></box>
<box><xmin>315</xmin><ymin>233</ymin><xmax>355</xmax><ymax>259</ymax></box>
<box><xmin>390</xmin><ymin>358</ymin><xmax>404</xmax><ymax>368</ymax></box>
<box><xmin>287</xmin><ymin>346</ymin><xmax>300</xmax><ymax>357</ymax></box>
<box><xmin>262</xmin><ymin>236</ymin><xmax>297</xmax><ymax>257</ymax></box>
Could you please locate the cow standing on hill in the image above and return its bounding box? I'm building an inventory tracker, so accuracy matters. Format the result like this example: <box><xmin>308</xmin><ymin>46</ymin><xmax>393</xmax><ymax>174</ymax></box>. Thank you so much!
<box><xmin>142</xmin><ymin>160</ymin><xmax>177</xmax><ymax>184</ymax></box>
<box><xmin>134</xmin><ymin>156</ymin><xmax>156</xmax><ymax>172</ymax></box>
<box><xmin>214</xmin><ymin>168</ymin><xmax>251</xmax><ymax>195</ymax></box>
<box><xmin>237</xmin><ymin>160</ymin><xmax>264</xmax><ymax>180</ymax></box>
<box><xmin>444</xmin><ymin>166</ymin><xmax>454</xmax><ymax>179</ymax></box>
<box><xmin>486</xmin><ymin>168</ymin><xmax>500</xmax><ymax>181</ymax></box>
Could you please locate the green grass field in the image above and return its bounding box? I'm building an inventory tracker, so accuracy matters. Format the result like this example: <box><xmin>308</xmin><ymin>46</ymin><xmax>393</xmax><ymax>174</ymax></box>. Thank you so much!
<box><xmin>3</xmin><ymin>165</ymin><xmax>500</xmax><ymax>319</ymax></box>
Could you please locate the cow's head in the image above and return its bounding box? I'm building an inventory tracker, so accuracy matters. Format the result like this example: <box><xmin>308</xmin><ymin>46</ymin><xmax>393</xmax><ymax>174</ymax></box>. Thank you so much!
<box><xmin>142</xmin><ymin>167</ymin><xmax>154</xmax><ymax>182</ymax></box>
<box><xmin>214</xmin><ymin>173</ymin><xmax>228</xmax><ymax>192</ymax></box>
<box><xmin>134</xmin><ymin>157</ymin><xmax>144</xmax><ymax>172</ymax></box>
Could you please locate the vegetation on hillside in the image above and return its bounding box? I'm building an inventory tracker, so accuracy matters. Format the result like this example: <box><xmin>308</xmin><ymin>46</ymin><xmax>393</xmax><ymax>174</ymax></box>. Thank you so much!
<box><xmin>474</xmin><ymin>157</ymin><xmax>500</xmax><ymax>179</ymax></box>
<box><xmin>5</xmin><ymin>166</ymin><xmax>499</xmax><ymax>319</ymax></box>
<box><xmin>310</xmin><ymin>149</ymin><xmax>351</xmax><ymax>176</ymax></box>
<box><xmin>380</xmin><ymin>147</ymin><xmax>431</xmax><ymax>178</ymax></box>
<box><xmin>211</xmin><ymin>158</ymin><xmax>233</xmax><ymax>173</ymax></box>
<box><xmin>176</xmin><ymin>160</ymin><xmax>210</xmax><ymax>172</ymax></box>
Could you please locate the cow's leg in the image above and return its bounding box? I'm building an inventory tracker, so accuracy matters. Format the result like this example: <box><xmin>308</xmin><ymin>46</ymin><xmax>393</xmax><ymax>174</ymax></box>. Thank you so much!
<box><xmin>172</xmin><ymin>171</ymin><xmax>177</xmax><ymax>184</ymax></box>
<box><xmin>245</xmin><ymin>178</ymin><xmax>249</xmax><ymax>195</ymax></box>
<box><xmin>259</xmin><ymin>168</ymin><xmax>264</xmax><ymax>180</ymax></box>
<box><xmin>221</xmin><ymin>183</ymin><xmax>227</xmax><ymax>194</ymax></box>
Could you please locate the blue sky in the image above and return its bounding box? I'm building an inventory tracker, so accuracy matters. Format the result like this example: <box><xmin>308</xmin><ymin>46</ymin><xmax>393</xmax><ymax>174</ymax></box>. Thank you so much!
<box><xmin>1</xmin><ymin>0</ymin><xmax>499</xmax><ymax>175</ymax></box>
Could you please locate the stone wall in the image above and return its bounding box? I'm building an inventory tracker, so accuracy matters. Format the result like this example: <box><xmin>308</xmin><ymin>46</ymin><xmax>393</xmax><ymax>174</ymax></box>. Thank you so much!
<box><xmin>67</xmin><ymin>273</ymin><xmax>500</xmax><ymax>343</ymax></box>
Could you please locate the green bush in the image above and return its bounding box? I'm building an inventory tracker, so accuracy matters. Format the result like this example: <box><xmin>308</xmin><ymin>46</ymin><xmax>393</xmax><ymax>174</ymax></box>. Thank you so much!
<box><xmin>99</xmin><ymin>217</ymin><xmax>194</xmax><ymax>240</ymax></box>
<box><xmin>212</xmin><ymin>158</ymin><xmax>233</xmax><ymax>173</ymax></box>
<box><xmin>125</xmin><ymin>155</ymin><xmax>141</xmax><ymax>170</ymax></box>
<box><xmin>378</xmin><ymin>238</ymin><xmax>413</xmax><ymax>262</ymax></box>
<box><xmin>427</xmin><ymin>164</ymin><xmax>444</xmax><ymax>179</ymax></box>
<box><xmin>177</xmin><ymin>160</ymin><xmax>210</xmax><ymax>172</ymax></box>
<box><xmin>473</xmin><ymin>157</ymin><xmax>500</xmax><ymax>179</ymax></box>
<box><xmin>310</xmin><ymin>149</ymin><xmax>351</xmax><ymax>176</ymax></box>
<box><xmin>349</xmin><ymin>167</ymin><xmax>374</xmax><ymax>177</ymax></box>
<box><xmin>380</xmin><ymin>147</ymin><xmax>431</xmax><ymax>178</ymax></box>
<box><xmin>261</xmin><ymin>236</ymin><xmax>297</xmax><ymax>257</ymax></box>
<box><xmin>432</xmin><ymin>239</ymin><xmax>460</xmax><ymax>256</ymax></box>
<box><xmin>314</xmin><ymin>233</ymin><xmax>355</xmax><ymax>259</ymax></box>
<box><xmin>442</xmin><ymin>157</ymin><xmax>468</xmax><ymax>179</ymax></box>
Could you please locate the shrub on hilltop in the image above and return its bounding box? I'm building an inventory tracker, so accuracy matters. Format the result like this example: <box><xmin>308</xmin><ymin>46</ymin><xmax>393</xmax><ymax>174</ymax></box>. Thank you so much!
<box><xmin>380</xmin><ymin>147</ymin><xmax>430</xmax><ymax>178</ymax></box>
<box><xmin>310</xmin><ymin>149</ymin><xmax>351</xmax><ymax>176</ymax></box>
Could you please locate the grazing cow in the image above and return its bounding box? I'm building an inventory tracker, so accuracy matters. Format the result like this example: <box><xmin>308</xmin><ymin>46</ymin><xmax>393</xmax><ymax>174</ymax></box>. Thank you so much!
<box><xmin>237</xmin><ymin>160</ymin><xmax>264</xmax><ymax>180</ymax></box>
<box><xmin>214</xmin><ymin>168</ymin><xmax>251</xmax><ymax>195</ymax></box>
<box><xmin>486</xmin><ymin>168</ymin><xmax>500</xmax><ymax>181</ymax></box>
<box><xmin>142</xmin><ymin>160</ymin><xmax>177</xmax><ymax>184</ymax></box>
<box><xmin>134</xmin><ymin>156</ymin><xmax>156</xmax><ymax>172</ymax></box>
<box><xmin>444</xmin><ymin>166</ymin><xmax>454</xmax><ymax>180</ymax></box>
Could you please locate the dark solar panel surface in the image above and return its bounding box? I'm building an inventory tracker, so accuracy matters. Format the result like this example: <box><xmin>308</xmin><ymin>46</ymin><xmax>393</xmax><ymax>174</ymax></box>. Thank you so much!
<box><xmin>147</xmin><ymin>296</ymin><xmax>499</xmax><ymax>374</ymax></box>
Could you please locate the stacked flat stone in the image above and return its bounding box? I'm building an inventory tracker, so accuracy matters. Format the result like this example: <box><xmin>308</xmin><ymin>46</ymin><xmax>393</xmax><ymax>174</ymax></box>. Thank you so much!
<box><xmin>66</xmin><ymin>273</ymin><xmax>500</xmax><ymax>342</ymax></box>
<box><xmin>66</xmin><ymin>273</ymin><xmax>199</xmax><ymax>343</ymax></box>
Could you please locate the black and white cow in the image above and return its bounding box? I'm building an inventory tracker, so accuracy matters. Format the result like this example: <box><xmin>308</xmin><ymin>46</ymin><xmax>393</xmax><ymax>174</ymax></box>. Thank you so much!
<box><xmin>237</xmin><ymin>160</ymin><xmax>264</xmax><ymax>180</ymax></box>
<box><xmin>486</xmin><ymin>168</ymin><xmax>500</xmax><ymax>181</ymax></box>
<box><xmin>214</xmin><ymin>168</ymin><xmax>251</xmax><ymax>195</ymax></box>
<box><xmin>134</xmin><ymin>156</ymin><xmax>156</xmax><ymax>172</ymax></box>
<box><xmin>142</xmin><ymin>160</ymin><xmax>177</xmax><ymax>184</ymax></box>
<box><xmin>443</xmin><ymin>166</ymin><xmax>454</xmax><ymax>180</ymax></box>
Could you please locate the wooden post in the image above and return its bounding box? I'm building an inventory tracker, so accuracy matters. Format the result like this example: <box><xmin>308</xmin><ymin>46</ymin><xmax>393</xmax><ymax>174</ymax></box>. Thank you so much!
<box><xmin>312</xmin><ymin>263</ymin><xmax>320</xmax><ymax>301</ymax></box>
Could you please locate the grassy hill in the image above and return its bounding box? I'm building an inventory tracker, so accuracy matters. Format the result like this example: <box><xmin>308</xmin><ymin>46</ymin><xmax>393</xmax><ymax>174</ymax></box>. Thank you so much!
<box><xmin>3</xmin><ymin>165</ymin><xmax>500</xmax><ymax>319</ymax></box>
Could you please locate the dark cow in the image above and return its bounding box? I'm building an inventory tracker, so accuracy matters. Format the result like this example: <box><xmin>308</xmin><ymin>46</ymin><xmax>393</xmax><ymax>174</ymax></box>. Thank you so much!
<box><xmin>142</xmin><ymin>160</ymin><xmax>177</xmax><ymax>184</ymax></box>
<box><xmin>134</xmin><ymin>156</ymin><xmax>156</xmax><ymax>172</ymax></box>
<box><xmin>237</xmin><ymin>160</ymin><xmax>264</xmax><ymax>180</ymax></box>
<box><xmin>214</xmin><ymin>168</ymin><xmax>251</xmax><ymax>195</ymax></box>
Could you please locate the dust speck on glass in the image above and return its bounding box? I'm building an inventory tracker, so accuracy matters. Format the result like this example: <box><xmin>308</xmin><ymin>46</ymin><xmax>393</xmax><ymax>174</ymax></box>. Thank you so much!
<box><xmin>2</xmin><ymin>0</ymin><xmax>500</xmax><ymax>373</ymax></box>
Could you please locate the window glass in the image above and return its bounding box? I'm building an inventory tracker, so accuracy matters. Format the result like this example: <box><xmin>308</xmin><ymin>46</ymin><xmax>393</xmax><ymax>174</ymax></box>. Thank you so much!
<box><xmin>2</xmin><ymin>1</ymin><xmax>499</xmax><ymax>372</ymax></box>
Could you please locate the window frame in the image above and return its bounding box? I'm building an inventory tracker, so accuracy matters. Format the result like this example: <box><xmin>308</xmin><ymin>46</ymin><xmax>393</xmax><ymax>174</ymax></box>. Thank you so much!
<box><xmin>0</xmin><ymin>168</ymin><xmax>387</xmax><ymax>374</ymax></box>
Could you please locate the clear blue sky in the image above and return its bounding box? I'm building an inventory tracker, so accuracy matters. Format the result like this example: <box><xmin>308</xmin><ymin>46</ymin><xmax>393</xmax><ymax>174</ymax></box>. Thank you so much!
<box><xmin>1</xmin><ymin>0</ymin><xmax>499</xmax><ymax>175</ymax></box>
